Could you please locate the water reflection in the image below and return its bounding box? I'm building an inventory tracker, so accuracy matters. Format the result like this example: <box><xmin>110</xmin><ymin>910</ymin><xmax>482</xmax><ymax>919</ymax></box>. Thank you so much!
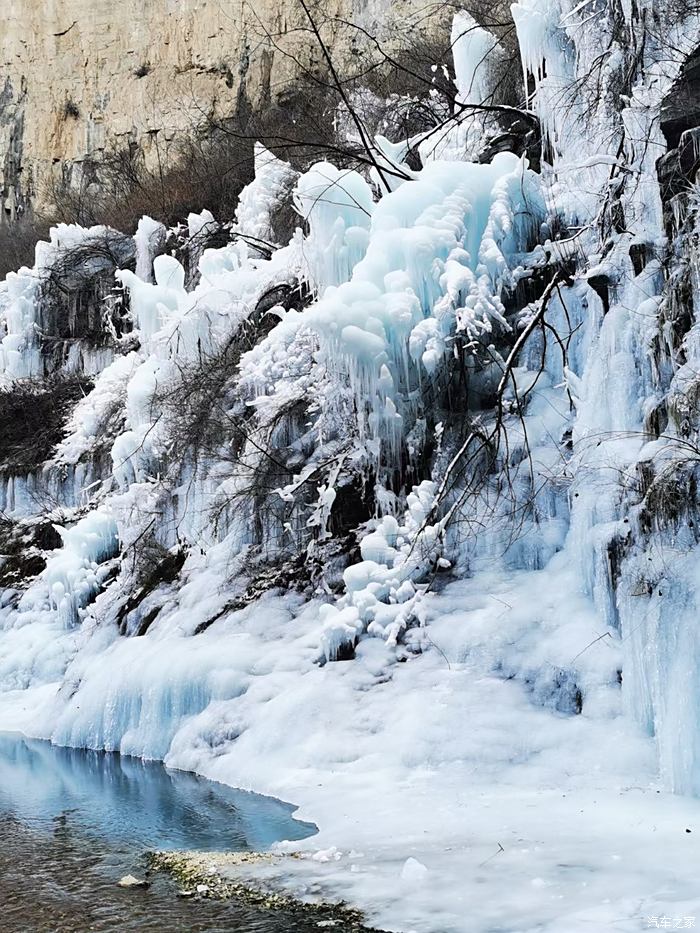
<box><xmin>0</xmin><ymin>732</ymin><xmax>315</xmax><ymax>851</ymax></box>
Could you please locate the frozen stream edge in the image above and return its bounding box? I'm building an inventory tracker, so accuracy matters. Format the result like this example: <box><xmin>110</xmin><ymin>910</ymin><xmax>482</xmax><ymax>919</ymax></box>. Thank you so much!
<box><xmin>5</xmin><ymin>569</ymin><xmax>700</xmax><ymax>933</ymax></box>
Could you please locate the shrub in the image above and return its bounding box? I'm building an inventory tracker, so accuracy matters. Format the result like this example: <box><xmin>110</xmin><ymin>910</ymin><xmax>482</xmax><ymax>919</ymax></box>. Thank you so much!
<box><xmin>0</xmin><ymin>216</ymin><xmax>53</xmax><ymax>279</ymax></box>
<box><xmin>0</xmin><ymin>374</ymin><xmax>94</xmax><ymax>472</ymax></box>
<box><xmin>63</xmin><ymin>99</ymin><xmax>80</xmax><ymax>120</ymax></box>
<box><xmin>47</xmin><ymin>128</ymin><xmax>256</xmax><ymax>232</ymax></box>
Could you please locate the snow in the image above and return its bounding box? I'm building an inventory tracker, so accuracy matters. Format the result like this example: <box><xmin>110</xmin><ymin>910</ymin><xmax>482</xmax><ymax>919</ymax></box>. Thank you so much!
<box><xmin>234</xmin><ymin>143</ymin><xmax>298</xmax><ymax>248</ymax></box>
<box><xmin>55</xmin><ymin>353</ymin><xmax>137</xmax><ymax>466</ymax></box>
<box><xmin>1</xmin><ymin>2</ymin><xmax>700</xmax><ymax>931</ymax></box>
<box><xmin>3</xmin><ymin>565</ymin><xmax>700</xmax><ymax>933</ymax></box>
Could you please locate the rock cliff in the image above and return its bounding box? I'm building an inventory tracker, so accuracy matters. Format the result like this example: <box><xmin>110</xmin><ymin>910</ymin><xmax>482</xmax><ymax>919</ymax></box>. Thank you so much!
<box><xmin>0</xmin><ymin>0</ymin><xmax>421</xmax><ymax>221</ymax></box>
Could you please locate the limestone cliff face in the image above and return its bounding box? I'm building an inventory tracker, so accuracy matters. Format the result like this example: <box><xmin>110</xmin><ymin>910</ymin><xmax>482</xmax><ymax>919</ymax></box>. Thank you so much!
<box><xmin>0</xmin><ymin>0</ymin><xmax>412</xmax><ymax>222</ymax></box>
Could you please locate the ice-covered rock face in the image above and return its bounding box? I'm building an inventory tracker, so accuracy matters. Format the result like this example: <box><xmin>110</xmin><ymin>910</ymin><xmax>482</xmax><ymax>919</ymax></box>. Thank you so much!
<box><xmin>0</xmin><ymin>224</ymin><xmax>129</xmax><ymax>380</ymax></box>
<box><xmin>300</xmin><ymin>153</ymin><xmax>543</xmax><ymax>476</ymax></box>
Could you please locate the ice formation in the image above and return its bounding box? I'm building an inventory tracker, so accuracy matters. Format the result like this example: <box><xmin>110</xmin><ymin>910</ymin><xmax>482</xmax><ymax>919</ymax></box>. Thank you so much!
<box><xmin>294</xmin><ymin>161</ymin><xmax>373</xmax><ymax>290</ymax></box>
<box><xmin>2</xmin><ymin>0</ymin><xmax>700</xmax><ymax>930</ymax></box>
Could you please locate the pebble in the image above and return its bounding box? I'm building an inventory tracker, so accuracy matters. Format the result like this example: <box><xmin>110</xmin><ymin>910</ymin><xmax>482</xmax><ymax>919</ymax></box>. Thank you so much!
<box><xmin>117</xmin><ymin>874</ymin><xmax>150</xmax><ymax>889</ymax></box>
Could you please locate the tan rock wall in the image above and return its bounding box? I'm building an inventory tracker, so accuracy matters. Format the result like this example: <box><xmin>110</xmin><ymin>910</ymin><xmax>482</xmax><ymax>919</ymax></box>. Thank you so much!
<box><xmin>0</xmin><ymin>0</ymin><xmax>435</xmax><ymax>221</ymax></box>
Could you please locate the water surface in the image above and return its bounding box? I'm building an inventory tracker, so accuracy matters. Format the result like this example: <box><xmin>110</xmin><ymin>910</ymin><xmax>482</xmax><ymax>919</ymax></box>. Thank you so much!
<box><xmin>0</xmin><ymin>732</ymin><xmax>315</xmax><ymax>851</ymax></box>
<box><xmin>0</xmin><ymin>732</ymin><xmax>325</xmax><ymax>932</ymax></box>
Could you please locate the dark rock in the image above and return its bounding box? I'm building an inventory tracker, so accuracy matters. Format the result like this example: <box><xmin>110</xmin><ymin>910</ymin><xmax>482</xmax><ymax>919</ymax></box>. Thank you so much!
<box><xmin>258</xmin><ymin>280</ymin><xmax>311</xmax><ymax>315</ymax></box>
<box><xmin>477</xmin><ymin>111</ymin><xmax>542</xmax><ymax>173</ymax></box>
<box><xmin>629</xmin><ymin>242</ymin><xmax>650</xmax><ymax>276</ymax></box>
<box><xmin>38</xmin><ymin>230</ymin><xmax>136</xmax><ymax>352</ymax></box>
<box><xmin>117</xmin><ymin>548</ymin><xmax>187</xmax><ymax>635</ymax></box>
<box><xmin>661</xmin><ymin>46</ymin><xmax>700</xmax><ymax>149</ymax></box>
<box><xmin>587</xmin><ymin>273</ymin><xmax>612</xmax><ymax>314</ymax></box>
<box><xmin>0</xmin><ymin>76</ymin><xmax>30</xmax><ymax>223</ymax></box>
<box><xmin>657</xmin><ymin>128</ymin><xmax>700</xmax><ymax>203</ymax></box>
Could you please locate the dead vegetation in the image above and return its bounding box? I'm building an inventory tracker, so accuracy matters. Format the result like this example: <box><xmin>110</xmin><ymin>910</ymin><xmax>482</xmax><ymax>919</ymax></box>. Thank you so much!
<box><xmin>0</xmin><ymin>217</ymin><xmax>52</xmax><ymax>280</ymax></box>
<box><xmin>0</xmin><ymin>374</ymin><xmax>94</xmax><ymax>472</ymax></box>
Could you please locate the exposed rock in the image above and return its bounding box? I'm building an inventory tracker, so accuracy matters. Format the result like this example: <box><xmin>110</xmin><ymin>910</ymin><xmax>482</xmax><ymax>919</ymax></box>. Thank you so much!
<box><xmin>477</xmin><ymin>111</ymin><xmax>542</xmax><ymax>171</ymax></box>
<box><xmin>117</xmin><ymin>546</ymin><xmax>187</xmax><ymax>636</ymax></box>
<box><xmin>657</xmin><ymin>126</ymin><xmax>700</xmax><ymax>202</ymax></box>
<box><xmin>117</xmin><ymin>874</ymin><xmax>150</xmax><ymax>888</ymax></box>
<box><xmin>0</xmin><ymin>0</ymin><xmax>447</xmax><ymax>218</ymax></box>
<box><xmin>661</xmin><ymin>44</ymin><xmax>700</xmax><ymax>149</ymax></box>
<box><xmin>148</xmin><ymin>850</ymin><xmax>379</xmax><ymax>930</ymax></box>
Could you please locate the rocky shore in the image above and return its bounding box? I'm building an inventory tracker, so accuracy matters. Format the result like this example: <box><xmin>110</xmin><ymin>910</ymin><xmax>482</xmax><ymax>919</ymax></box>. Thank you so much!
<box><xmin>148</xmin><ymin>850</ymin><xmax>381</xmax><ymax>931</ymax></box>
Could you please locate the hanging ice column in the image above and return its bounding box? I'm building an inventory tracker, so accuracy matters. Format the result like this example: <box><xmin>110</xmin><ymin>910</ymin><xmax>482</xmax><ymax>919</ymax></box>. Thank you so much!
<box><xmin>32</xmin><ymin>511</ymin><xmax>120</xmax><ymax>629</ymax></box>
<box><xmin>452</xmin><ymin>11</ymin><xmax>508</xmax><ymax>105</ymax></box>
<box><xmin>293</xmin><ymin>162</ymin><xmax>374</xmax><ymax>292</ymax></box>
<box><xmin>300</xmin><ymin>152</ymin><xmax>544</xmax><ymax>464</ymax></box>
<box><xmin>134</xmin><ymin>216</ymin><xmax>167</xmax><ymax>284</ymax></box>
<box><xmin>234</xmin><ymin>143</ymin><xmax>299</xmax><ymax>248</ymax></box>
<box><xmin>510</xmin><ymin>0</ymin><xmax>636</xmax><ymax>221</ymax></box>
<box><xmin>421</xmin><ymin>11</ymin><xmax>510</xmax><ymax>163</ymax></box>
<box><xmin>117</xmin><ymin>254</ymin><xmax>186</xmax><ymax>343</ymax></box>
<box><xmin>0</xmin><ymin>269</ymin><xmax>43</xmax><ymax>379</ymax></box>
<box><xmin>510</xmin><ymin>0</ymin><xmax>574</xmax><ymax>142</ymax></box>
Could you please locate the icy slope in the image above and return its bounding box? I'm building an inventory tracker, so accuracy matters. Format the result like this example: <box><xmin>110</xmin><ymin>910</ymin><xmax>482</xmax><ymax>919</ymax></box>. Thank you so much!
<box><xmin>4</xmin><ymin>562</ymin><xmax>700</xmax><ymax>933</ymax></box>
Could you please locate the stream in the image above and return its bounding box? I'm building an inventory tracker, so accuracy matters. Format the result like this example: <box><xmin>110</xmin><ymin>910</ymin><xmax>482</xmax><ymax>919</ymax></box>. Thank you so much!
<box><xmin>0</xmin><ymin>732</ymin><xmax>322</xmax><ymax>932</ymax></box>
